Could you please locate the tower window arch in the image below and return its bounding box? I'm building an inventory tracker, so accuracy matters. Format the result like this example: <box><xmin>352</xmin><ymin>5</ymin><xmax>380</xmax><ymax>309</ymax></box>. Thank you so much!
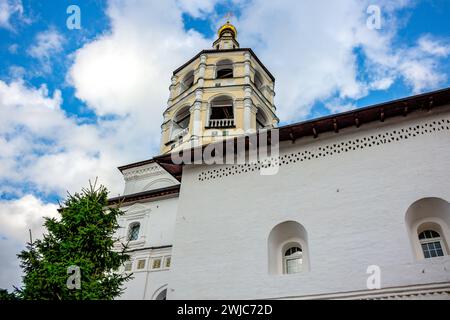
<box><xmin>256</xmin><ymin>108</ymin><xmax>269</xmax><ymax>130</ymax></box>
<box><xmin>170</xmin><ymin>106</ymin><xmax>190</xmax><ymax>140</ymax></box>
<box><xmin>181</xmin><ymin>70</ymin><xmax>194</xmax><ymax>92</ymax></box>
<box><xmin>208</xmin><ymin>96</ymin><xmax>235</xmax><ymax>128</ymax></box>
<box><xmin>254</xmin><ymin>70</ymin><xmax>264</xmax><ymax>90</ymax></box>
<box><xmin>128</xmin><ymin>222</ymin><xmax>140</xmax><ymax>241</ymax></box>
<box><xmin>216</xmin><ymin>59</ymin><xmax>233</xmax><ymax>79</ymax></box>
<box><xmin>405</xmin><ymin>197</ymin><xmax>450</xmax><ymax>260</ymax></box>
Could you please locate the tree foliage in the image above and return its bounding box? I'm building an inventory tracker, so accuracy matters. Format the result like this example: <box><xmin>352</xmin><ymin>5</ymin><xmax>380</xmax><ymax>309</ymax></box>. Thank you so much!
<box><xmin>16</xmin><ymin>181</ymin><xmax>131</xmax><ymax>300</ymax></box>
<box><xmin>0</xmin><ymin>289</ymin><xmax>19</xmax><ymax>300</ymax></box>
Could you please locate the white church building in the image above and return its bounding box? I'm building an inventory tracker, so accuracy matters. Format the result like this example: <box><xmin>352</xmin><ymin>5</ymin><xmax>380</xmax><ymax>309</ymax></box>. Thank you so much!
<box><xmin>109</xmin><ymin>22</ymin><xmax>450</xmax><ymax>300</ymax></box>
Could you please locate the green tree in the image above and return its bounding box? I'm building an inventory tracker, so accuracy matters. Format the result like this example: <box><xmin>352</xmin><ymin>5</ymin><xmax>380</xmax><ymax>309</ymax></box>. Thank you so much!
<box><xmin>0</xmin><ymin>289</ymin><xmax>19</xmax><ymax>300</ymax></box>
<box><xmin>17</xmin><ymin>180</ymin><xmax>131</xmax><ymax>300</ymax></box>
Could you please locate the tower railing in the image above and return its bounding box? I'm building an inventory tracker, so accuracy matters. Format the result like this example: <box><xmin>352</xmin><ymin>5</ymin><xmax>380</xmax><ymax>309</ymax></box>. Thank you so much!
<box><xmin>208</xmin><ymin>119</ymin><xmax>235</xmax><ymax>128</ymax></box>
<box><xmin>170</xmin><ymin>127</ymin><xmax>189</xmax><ymax>141</ymax></box>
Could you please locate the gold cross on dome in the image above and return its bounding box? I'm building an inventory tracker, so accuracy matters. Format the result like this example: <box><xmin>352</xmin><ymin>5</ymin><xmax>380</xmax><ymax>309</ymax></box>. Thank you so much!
<box><xmin>224</xmin><ymin>12</ymin><xmax>234</xmax><ymax>22</ymax></box>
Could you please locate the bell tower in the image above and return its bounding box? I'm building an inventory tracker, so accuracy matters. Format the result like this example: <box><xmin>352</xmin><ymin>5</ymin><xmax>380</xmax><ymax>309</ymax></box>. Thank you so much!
<box><xmin>160</xmin><ymin>20</ymin><xmax>279</xmax><ymax>154</ymax></box>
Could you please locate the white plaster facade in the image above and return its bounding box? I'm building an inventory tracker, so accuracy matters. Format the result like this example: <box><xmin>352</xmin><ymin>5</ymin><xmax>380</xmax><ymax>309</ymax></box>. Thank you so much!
<box><xmin>114</xmin><ymin>162</ymin><xmax>179</xmax><ymax>300</ymax></box>
<box><xmin>112</xmin><ymin>22</ymin><xmax>450</xmax><ymax>300</ymax></box>
<box><xmin>114</xmin><ymin>106</ymin><xmax>450</xmax><ymax>300</ymax></box>
<box><xmin>166</xmin><ymin>108</ymin><xmax>450</xmax><ymax>300</ymax></box>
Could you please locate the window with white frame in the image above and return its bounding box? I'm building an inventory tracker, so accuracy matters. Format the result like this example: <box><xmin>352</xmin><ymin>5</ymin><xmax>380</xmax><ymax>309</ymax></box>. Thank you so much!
<box><xmin>419</xmin><ymin>230</ymin><xmax>446</xmax><ymax>258</ymax></box>
<box><xmin>164</xmin><ymin>256</ymin><xmax>171</xmax><ymax>268</ymax></box>
<box><xmin>137</xmin><ymin>259</ymin><xmax>146</xmax><ymax>270</ymax></box>
<box><xmin>151</xmin><ymin>257</ymin><xmax>162</xmax><ymax>270</ymax></box>
<box><xmin>284</xmin><ymin>246</ymin><xmax>303</xmax><ymax>274</ymax></box>
<box><xmin>268</xmin><ymin>221</ymin><xmax>310</xmax><ymax>275</ymax></box>
<box><xmin>128</xmin><ymin>222</ymin><xmax>140</xmax><ymax>241</ymax></box>
<box><xmin>405</xmin><ymin>197</ymin><xmax>450</xmax><ymax>260</ymax></box>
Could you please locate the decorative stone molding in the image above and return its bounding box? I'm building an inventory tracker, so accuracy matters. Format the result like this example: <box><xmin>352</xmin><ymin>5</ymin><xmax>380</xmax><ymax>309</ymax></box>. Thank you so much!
<box><xmin>123</xmin><ymin>203</ymin><xmax>150</xmax><ymax>217</ymax></box>
<box><xmin>198</xmin><ymin>117</ymin><xmax>450</xmax><ymax>182</ymax></box>
<box><xmin>123</xmin><ymin>164</ymin><xmax>166</xmax><ymax>182</ymax></box>
<box><xmin>273</xmin><ymin>283</ymin><xmax>450</xmax><ymax>300</ymax></box>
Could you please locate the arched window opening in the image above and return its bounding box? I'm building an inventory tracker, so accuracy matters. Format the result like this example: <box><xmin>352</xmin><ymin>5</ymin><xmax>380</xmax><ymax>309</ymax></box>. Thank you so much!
<box><xmin>128</xmin><ymin>222</ymin><xmax>140</xmax><ymax>241</ymax></box>
<box><xmin>171</xmin><ymin>106</ymin><xmax>190</xmax><ymax>140</ymax></box>
<box><xmin>268</xmin><ymin>221</ymin><xmax>310</xmax><ymax>274</ymax></box>
<box><xmin>181</xmin><ymin>70</ymin><xmax>194</xmax><ymax>92</ymax></box>
<box><xmin>216</xmin><ymin>59</ymin><xmax>233</xmax><ymax>79</ymax></box>
<box><xmin>208</xmin><ymin>96</ymin><xmax>234</xmax><ymax>128</ymax></box>
<box><xmin>254</xmin><ymin>71</ymin><xmax>264</xmax><ymax>90</ymax></box>
<box><xmin>419</xmin><ymin>230</ymin><xmax>446</xmax><ymax>258</ymax></box>
<box><xmin>405</xmin><ymin>197</ymin><xmax>450</xmax><ymax>260</ymax></box>
<box><xmin>155</xmin><ymin>289</ymin><xmax>167</xmax><ymax>300</ymax></box>
<box><xmin>256</xmin><ymin>109</ymin><xmax>268</xmax><ymax>130</ymax></box>
<box><xmin>284</xmin><ymin>246</ymin><xmax>303</xmax><ymax>274</ymax></box>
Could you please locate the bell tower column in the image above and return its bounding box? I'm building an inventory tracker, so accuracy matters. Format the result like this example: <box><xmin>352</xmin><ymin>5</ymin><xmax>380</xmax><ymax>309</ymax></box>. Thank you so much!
<box><xmin>191</xmin><ymin>89</ymin><xmax>203</xmax><ymax>146</ymax></box>
<box><xmin>198</xmin><ymin>54</ymin><xmax>207</xmax><ymax>87</ymax></box>
<box><xmin>244</xmin><ymin>86</ymin><xmax>253</xmax><ymax>133</ymax></box>
<box><xmin>244</xmin><ymin>52</ymin><xmax>251</xmax><ymax>85</ymax></box>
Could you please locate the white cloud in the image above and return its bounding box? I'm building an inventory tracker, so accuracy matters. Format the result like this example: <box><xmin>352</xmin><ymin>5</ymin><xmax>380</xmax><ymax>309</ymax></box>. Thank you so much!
<box><xmin>235</xmin><ymin>0</ymin><xmax>449</xmax><ymax>118</ymax></box>
<box><xmin>418</xmin><ymin>35</ymin><xmax>450</xmax><ymax>57</ymax></box>
<box><xmin>8</xmin><ymin>65</ymin><xmax>25</xmax><ymax>78</ymax></box>
<box><xmin>28</xmin><ymin>28</ymin><xmax>64</xmax><ymax>59</ymax></box>
<box><xmin>0</xmin><ymin>195</ymin><xmax>58</xmax><ymax>290</ymax></box>
<box><xmin>0</xmin><ymin>79</ymin><xmax>125</xmax><ymax>196</ymax></box>
<box><xmin>27</xmin><ymin>28</ymin><xmax>65</xmax><ymax>73</ymax></box>
<box><xmin>8</xmin><ymin>43</ymin><xmax>19</xmax><ymax>54</ymax></box>
<box><xmin>325</xmin><ymin>99</ymin><xmax>357</xmax><ymax>114</ymax></box>
<box><xmin>69</xmin><ymin>1</ymin><xmax>210</xmax><ymax>117</ymax></box>
<box><xmin>175</xmin><ymin>0</ymin><xmax>222</xmax><ymax>18</ymax></box>
<box><xmin>0</xmin><ymin>0</ymin><xmax>23</xmax><ymax>30</ymax></box>
<box><xmin>0</xmin><ymin>79</ymin><xmax>128</xmax><ymax>289</ymax></box>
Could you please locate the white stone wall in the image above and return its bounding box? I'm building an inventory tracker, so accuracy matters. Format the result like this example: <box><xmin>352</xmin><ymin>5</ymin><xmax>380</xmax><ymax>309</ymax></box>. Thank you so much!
<box><xmin>121</xmin><ymin>162</ymin><xmax>179</xmax><ymax>196</ymax></box>
<box><xmin>168</xmin><ymin>107</ymin><xmax>450</xmax><ymax>300</ymax></box>
<box><xmin>117</xmin><ymin>196</ymin><xmax>178</xmax><ymax>300</ymax></box>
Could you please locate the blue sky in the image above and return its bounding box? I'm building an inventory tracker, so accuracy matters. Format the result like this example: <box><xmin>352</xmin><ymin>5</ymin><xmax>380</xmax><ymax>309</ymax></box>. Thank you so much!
<box><xmin>0</xmin><ymin>0</ymin><xmax>449</xmax><ymax>290</ymax></box>
<box><xmin>2</xmin><ymin>1</ymin><xmax>450</xmax><ymax>134</ymax></box>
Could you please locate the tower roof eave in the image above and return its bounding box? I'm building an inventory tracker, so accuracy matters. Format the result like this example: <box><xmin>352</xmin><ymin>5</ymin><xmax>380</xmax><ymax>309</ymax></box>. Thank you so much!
<box><xmin>172</xmin><ymin>48</ymin><xmax>275</xmax><ymax>82</ymax></box>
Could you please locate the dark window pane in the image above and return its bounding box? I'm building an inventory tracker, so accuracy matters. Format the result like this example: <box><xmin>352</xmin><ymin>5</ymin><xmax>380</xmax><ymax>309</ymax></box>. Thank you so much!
<box><xmin>128</xmin><ymin>224</ymin><xmax>140</xmax><ymax>241</ymax></box>
<box><xmin>210</xmin><ymin>106</ymin><xmax>233</xmax><ymax>120</ymax></box>
<box><xmin>419</xmin><ymin>230</ymin><xmax>441</xmax><ymax>240</ymax></box>
<box><xmin>217</xmin><ymin>68</ymin><xmax>233</xmax><ymax>79</ymax></box>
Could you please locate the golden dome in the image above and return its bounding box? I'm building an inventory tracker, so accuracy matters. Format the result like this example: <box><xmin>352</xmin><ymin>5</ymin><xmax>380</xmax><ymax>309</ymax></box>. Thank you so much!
<box><xmin>218</xmin><ymin>21</ymin><xmax>237</xmax><ymax>39</ymax></box>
